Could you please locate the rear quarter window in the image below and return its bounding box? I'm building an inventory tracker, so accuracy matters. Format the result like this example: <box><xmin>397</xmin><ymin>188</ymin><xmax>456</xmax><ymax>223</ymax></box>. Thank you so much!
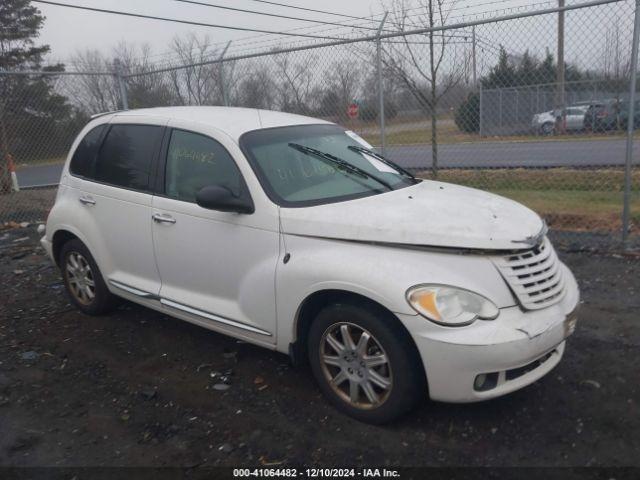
<box><xmin>69</xmin><ymin>124</ymin><xmax>107</xmax><ymax>178</ymax></box>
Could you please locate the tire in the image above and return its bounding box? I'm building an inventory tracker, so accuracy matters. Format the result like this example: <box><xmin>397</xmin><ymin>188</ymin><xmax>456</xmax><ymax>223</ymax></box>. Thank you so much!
<box><xmin>307</xmin><ymin>301</ymin><xmax>426</xmax><ymax>424</ymax></box>
<box><xmin>59</xmin><ymin>239</ymin><xmax>119</xmax><ymax>315</ymax></box>
<box><xmin>540</xmin><ymin>122</ymin><xmax>555</xmax><ymax>135</ymax></box>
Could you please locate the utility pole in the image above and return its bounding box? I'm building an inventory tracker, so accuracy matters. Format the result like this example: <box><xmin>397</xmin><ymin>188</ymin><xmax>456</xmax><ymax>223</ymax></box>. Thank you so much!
<box><xmin>376</xmin><ymin>12</ymin><xmax>388</xmax><ymax>154</ymax></box>
<box><xmin>219</xmin><ymin>41</ymin><xmax>232</xmax><ymax>107</ymax></box>
<box><xmin>555</xmin><ymin>0</ymin><xmax>566</xmax><ymax>134</ymax></box>
<box><xmin>472</xmin><ymin>25</ymin><xmax>477</xmax><ymax>88</ymax></box>
<box><xmin>113</xmin><ymin>59</ymin><xmax>128</xmax><ymax>110</ymax></box>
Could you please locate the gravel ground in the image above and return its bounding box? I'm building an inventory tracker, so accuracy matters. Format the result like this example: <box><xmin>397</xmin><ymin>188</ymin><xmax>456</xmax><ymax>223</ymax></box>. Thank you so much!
<box><xmin>0</xmin><ymin>225</ymin><xmax>638</xmax><ymax>468</ymax></box>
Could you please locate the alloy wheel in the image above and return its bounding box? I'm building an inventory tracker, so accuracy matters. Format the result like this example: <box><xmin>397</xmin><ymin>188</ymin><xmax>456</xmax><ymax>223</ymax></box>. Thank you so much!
<box><xmin>65</xmin><ymin>251</ymin><xmax>96</xmax><ymax>305</ymax></box>
<box><xmin>319</xmin><ymin>322</ymin><xmax>393</xmax><ymax>410</ymax></box>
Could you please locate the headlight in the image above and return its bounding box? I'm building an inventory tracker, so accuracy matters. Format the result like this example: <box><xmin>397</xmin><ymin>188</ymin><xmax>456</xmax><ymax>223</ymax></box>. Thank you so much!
<box><xmin>406</xmin><ymin>285</ymin><xmax>499</xmax><ymax>326</ymax></box>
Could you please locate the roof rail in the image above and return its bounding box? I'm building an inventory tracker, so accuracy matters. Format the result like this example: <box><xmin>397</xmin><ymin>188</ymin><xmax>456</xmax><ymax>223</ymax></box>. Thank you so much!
<box><xmin>90</xmin><ymin>110</ymin><xmax>122</xmax><ymax>120</ymax></box>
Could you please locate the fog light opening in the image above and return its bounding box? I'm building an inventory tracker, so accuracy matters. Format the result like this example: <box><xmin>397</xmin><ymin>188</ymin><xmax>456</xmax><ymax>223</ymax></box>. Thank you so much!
<box><xmin>474</xmin><ymin>374</ymin><xmax>487</xmax><ymax>390</ymax></box>
<box><xmin>474</xmin><ymin>372</ymin><xmax>499</xmax><ymax>392</ymax></box>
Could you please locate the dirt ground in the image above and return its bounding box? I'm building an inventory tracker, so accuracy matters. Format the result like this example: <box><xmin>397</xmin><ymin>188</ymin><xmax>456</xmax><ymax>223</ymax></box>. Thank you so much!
<box><xmin>0</xmin><ymin>225</ymin><xmax>638</xmax><ymax>468</ymax></box>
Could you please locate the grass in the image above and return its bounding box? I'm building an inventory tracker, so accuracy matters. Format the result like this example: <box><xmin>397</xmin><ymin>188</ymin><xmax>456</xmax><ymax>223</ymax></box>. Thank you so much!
<box><xmin>359</xmin><ymin>120</ymin><xmax>640</xmax><ymax>146</ymax></box>
<box><xmin>417</xmin><ymin>168</ymin><xmax>640</xmax><ymax>232</ymax></box>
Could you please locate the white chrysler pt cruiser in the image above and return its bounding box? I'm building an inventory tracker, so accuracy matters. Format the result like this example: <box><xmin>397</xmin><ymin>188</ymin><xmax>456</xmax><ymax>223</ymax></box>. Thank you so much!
<box><xmin>41</xmin><ymin>107</ymin><xmax>579</xmax><ymax>423</ymax></box>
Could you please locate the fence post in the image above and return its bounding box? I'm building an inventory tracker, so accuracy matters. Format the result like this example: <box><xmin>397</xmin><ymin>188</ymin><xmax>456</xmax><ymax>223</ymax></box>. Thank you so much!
<box><xmin>376</xmin><ymin>12</ymin><xmax>388</xmax><ymax>154</ymax></box>
<box><xmin>479</xmin><ymin>84</ymin><xmax>484</xmax><ymax>136</ymax></box>
<box><xmin>113</xmin><ymin>59</ymin><xmax>128</xmax><ymax>110</ymax></box>
<box><xmin>219</xmin><ymin>41</ymin><xmax>232</xmax><ymax>107</ymax></box>
<box><xmin>499</xmin><ymin>89</ymin><xmax>503</xmax><ymax>129</ymax></box>
<box><xmin>622</xmin><ymin>0</ymin><xmax>640</xmax><ymax>247</ymax></box>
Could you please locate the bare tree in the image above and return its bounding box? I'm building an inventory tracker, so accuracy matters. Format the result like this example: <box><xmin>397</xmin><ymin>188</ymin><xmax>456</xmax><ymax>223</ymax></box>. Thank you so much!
<box><xmin>167</xmin><ymin>33</ymin><xmax>225</xmax><ymax>106</ymax></box>
<box><xmin>71</xmin><ymin>42</ymin><xmax>177</xmax><ymax>112</ymax></box>
<box><xmin>600</xmin><ymin>23</ymin><xmax>630</xmax><ymax>101</ymax></box>
<box><xmin>235</xmin><ymin>62</ymin><xmax>277</xmax><ymax>109</ymax></box>
<box><xmin>273</xmin><ymin>52</ymin><xmax>317</xmax><ymax>115</ymax></box>
<box><xmin>111</xmin><ymin>43</ymin><xmax>173</xmax><ymax>108</ymax></box>
<box><xmin>328</xmin><ymin>59</ymin><xmax>363</xmax><ymax>121</ymax></box>
<box><xmin>69</xmin><ymin>49</ymin><xmax>121</xmax><ymax>112</ymax></box>
<box><xmin>383</xmin><ymin>0</ymin><xmax>470</xmax><ymax>177</ymax></box>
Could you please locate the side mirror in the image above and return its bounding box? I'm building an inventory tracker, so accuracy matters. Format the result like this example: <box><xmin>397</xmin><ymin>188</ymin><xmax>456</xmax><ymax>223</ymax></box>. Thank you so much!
<box><xmin>195</xmin><ymin>185</ymin><xmax>254</xmax><ymax>214</ymax></box>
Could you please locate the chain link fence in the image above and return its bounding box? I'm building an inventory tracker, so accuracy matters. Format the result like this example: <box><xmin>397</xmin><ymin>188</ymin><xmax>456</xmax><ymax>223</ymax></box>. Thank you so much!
<box><xmin>1</xmin><ymin>0</ymin><xmax>639</xmax><ymax>250</ymax></box>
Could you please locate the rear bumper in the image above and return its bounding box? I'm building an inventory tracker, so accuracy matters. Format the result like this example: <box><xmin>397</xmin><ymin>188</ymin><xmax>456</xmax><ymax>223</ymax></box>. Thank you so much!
<box><xmin>398</xmin><ymin>264</ymin><xmax>580</xmax><ymax>403</ymax></box>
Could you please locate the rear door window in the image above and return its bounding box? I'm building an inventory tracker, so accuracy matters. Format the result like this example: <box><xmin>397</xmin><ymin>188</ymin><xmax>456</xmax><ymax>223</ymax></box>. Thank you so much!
<box><xmin>69</xmin><ymin>124</ymin><xmax>107</xmax><ymax>178</ymax></box>
<box><xmin>95</xmin><ymin>124</ymin><xmax>163</xmax><ymax>192</ymax></box>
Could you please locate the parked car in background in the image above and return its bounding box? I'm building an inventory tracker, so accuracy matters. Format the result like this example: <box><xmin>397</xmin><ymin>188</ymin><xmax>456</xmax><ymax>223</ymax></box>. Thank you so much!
<box><xmin>41</xmin><ymin>107</ymin><xmax>580</xmax><ymax>424</ymax></box>
<box><xmin>584</xmin><ymin>99</ymin><xmax>620</xmax><ymax>131</ymax></box>
<box><xmin>531</xmin><ymin>105</ymin><xmax>588</xmax><ymax>135</ymax></box>
<box><xmin>618</xmin><ymin>99</ymin><xmax>640</xmax><ymax>130</ymax></box>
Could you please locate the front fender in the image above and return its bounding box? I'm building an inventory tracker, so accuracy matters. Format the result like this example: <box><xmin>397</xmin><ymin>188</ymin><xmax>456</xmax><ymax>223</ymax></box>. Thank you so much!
<box><xmin>275</xmin><ymin>234</ymin><xmax>516</xmax><ymax>352</ymax></box>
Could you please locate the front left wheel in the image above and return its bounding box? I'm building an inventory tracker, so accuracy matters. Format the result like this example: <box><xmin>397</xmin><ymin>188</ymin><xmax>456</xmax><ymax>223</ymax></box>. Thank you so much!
<box><xmin>60</xmin><ymin>239</ymin><xmax>119</xmax><ymax>315</ymax></box>
<box><xmin>308</xmin><ymin>301</ymin><xmax>426</xmax><ymax>424</ymax></box>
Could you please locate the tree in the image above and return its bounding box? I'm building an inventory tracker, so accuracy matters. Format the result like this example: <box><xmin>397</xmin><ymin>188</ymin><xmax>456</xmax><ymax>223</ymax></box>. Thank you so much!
<box><xmin>0</xmin><ymin>0</ymin><xmax>70</xmax><ymax>193</ymax></box>
<box><xmin>359</xmin><ymin>59</ymin><xmax>401</xmax><ymax>123</ymax></box>
<box><xmin>236</xmin><ymin>63</ymin><xmax>276</xmax><ymax>109</ymax></box>
<box><xmin>316</xmin><ymin>60</ymin><xmax>361</xmax><ymax>122</ymax></box>
<box><xmin>600</xmin><ymin>24</ymin><xmax>630</xmax><ymax>97</ymax></box>
<box><xmin>482</xmin><ymin>47</ymin><xmax>584</xmax><ymax>89</ymax></box>
<box><xmin>72</xmin><ymin>43</ymin><xmax>175</xmax><ymax>110</ymax></box>
<box><xmin>481</xmin><ymin>47</ymin><xmax>516</xmax><ymax>88</ymax></box>
<box><xmin>69</xmin><ymin>49</ymin><xmax>121</xmax><ymax>112</ymax></box>
<box><xmin>273</xmin><ymin>52</ymin><xmax>316</xmax><ymax>115</ymax></box>
<box><xmin>111</xmin><ymin>43</ymin><xmax>174</xmax><ymax>109</ymax></box>
<box><xmin>454</xmin><ymin>92</ymin><xmax>479</xmax><ymax>133</ymax></box>
<box><xmin>167</xmin><ymin>33</ymin><xmax>227</xmax><ymax>106</ymax></box>
<box><xmin>383</xmin><ymin>0</ymin><xmax>470</xmax><ymax>177</ymax></box>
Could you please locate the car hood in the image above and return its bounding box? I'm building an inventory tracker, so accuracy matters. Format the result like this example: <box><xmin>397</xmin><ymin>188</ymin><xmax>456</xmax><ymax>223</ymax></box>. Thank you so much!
<box><xmin>279</xmin><ymin>180</ymin><xmax>544</xmax><ymax>250</ymax></box>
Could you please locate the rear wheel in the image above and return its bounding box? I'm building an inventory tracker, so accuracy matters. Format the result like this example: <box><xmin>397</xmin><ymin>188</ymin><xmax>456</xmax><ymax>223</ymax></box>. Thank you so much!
<box><xmin>60</xmin><ymin>239</ymin><xmax>119</xmax><ymax>315</ymax></box>
<box><xmin>308</xmin><ymin>301</ymin><xmax>425</xmax><ymax>424</ymax></box>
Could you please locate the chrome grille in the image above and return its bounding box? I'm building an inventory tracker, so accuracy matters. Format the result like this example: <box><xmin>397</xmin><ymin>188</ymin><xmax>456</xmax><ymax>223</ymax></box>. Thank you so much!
<box><xmin>493</xmin><ymin>237</ymin><xmax>566</xmax><ymax>310</ymax></box>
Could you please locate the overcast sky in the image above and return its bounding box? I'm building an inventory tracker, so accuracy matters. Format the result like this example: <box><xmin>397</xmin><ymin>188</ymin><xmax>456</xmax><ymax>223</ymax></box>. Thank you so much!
<box><xmin>34</xmin><ymin>0</ymin><xmax>632</xmax><ymax>72</ymax></box>
<box><xmin>38</xmin><ymin>0</ymin><xmax>385</xmax><ymax>61</ymax></box>
<box><xmin>36</xmin><ymin>0</ymin><xmax>545</xmax><ymax>60</ymax></box>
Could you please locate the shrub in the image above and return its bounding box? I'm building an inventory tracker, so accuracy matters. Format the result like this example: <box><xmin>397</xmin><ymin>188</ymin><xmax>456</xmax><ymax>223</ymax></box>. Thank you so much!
<box><xmin>454</xmin><ymin>92</ymin><xmax>480</xmax><ymax>133</ymax></box>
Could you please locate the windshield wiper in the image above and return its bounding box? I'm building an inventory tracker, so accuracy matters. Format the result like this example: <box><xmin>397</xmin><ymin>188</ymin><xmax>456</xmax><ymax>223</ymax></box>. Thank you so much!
<box><xmin>347</xmin><ymin>145</ymin><xmax>417</xmax><ymax>181</ymax></box>
<box><xmin>288</xmin><ymin>143</ymin><xmax>393</xmax><ymax>191</ymax></box>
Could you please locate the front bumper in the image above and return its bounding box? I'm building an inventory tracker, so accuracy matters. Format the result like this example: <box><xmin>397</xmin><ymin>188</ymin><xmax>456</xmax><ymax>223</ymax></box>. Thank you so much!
<box><xmin>399</xmin><ymin>263</ymin><xmax>580</xmax><ymax>403</ymax></box>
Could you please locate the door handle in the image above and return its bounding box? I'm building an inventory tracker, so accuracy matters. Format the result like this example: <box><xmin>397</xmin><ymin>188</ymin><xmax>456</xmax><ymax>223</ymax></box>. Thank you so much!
<box><xmin>152</xmin><ymin>213</ymin><xmax>176</xmax><ymax>224</ymax></box>
<box><xmin>79</xmin><ymin>196</ymin><xmax>96</xmax><ymax>206</ymax></box>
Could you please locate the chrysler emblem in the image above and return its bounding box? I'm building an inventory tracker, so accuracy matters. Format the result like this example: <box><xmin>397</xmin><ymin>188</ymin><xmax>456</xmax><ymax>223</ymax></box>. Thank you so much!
<box><xmin>512</xmin><ymin>221</ymin><xmax>548</xmax><ymax>247</ymax></box>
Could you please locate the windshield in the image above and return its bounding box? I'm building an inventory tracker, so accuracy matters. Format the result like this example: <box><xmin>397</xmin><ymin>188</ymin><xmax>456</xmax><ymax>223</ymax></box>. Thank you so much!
<box><xmin>240</xmin><ymin>124</ymin><xmax>416</xmax><ymax>207</ymax></box>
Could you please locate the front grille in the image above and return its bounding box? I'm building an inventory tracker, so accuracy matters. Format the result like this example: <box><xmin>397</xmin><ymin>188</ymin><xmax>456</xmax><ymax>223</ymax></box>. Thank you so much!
<box><xmin>493</xmin><ymin>237</ymin><xmax>566</xmax><ymax>310</ymax></box>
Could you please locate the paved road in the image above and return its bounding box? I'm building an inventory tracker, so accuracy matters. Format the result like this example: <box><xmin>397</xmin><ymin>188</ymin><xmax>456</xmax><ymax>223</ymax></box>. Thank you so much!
<box><xmin>386</xmin><ymin>137</ymin><xmax>638</xmax><ymax>169</ymax></box>
<box><xmin>15</xmin><ymin>137</ymin><xmax>639</xmax><ymax>187</ymax></box>
<box><xmin>16</xmin><ymin>163</ymin><xmax>64</xmax><ymax>188</ymax></box>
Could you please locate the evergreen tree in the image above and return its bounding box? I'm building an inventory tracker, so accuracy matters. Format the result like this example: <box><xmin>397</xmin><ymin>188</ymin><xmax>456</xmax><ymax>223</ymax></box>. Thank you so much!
<box><xmin>0</xmin><ymin>0</ymin><xmax>72</xmax><ymax>193</ymax></box>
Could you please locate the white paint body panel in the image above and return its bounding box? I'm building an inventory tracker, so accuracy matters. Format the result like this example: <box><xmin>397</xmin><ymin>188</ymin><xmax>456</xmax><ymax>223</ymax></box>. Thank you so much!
<box><xmin>151</xmin><ymin>118</ymin><xmax>280</xmax><ymax>342</ymax></box>
<box><xmin>280</xmin><ymin>180</ymin><xmax>545</xmax><ymax>250</ymax></box>
<box><xmin>43</xmin><ymin>106</ymin><xmax>581</xmax><ymax>405</ymax></box>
